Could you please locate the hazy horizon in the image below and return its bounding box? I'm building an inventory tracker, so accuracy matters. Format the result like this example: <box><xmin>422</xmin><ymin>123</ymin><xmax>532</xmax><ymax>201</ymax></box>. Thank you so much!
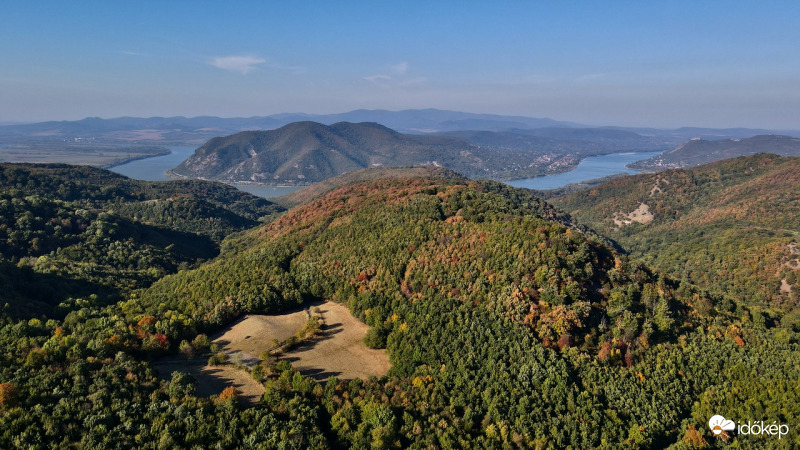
<box><xmin>2</xmin><ymin>1</ymin><xmax>799</xmax><ymax>129</ymax></box>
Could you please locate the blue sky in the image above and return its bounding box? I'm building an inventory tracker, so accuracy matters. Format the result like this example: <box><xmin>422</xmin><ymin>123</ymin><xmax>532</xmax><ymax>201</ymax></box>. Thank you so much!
<box><xmin>2</xmin><ymin>1</ymin><xmax>799</xmax><ymax>128</ymax></box>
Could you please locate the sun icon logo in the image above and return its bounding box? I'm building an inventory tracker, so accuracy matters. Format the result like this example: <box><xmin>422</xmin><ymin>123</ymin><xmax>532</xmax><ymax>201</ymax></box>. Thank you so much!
<box><xmin>709</xmin><ymin>415</ymin><xmax>735</xmax><ymax>438</ymax></box>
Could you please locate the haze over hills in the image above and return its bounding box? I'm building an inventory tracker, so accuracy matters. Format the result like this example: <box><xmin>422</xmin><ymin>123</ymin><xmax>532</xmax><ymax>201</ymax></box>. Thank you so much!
<box><xmin>170</xmin><ymin>121</ymin><xmax>690</xmax><ymax>185</ymax></box>
<box><xmin>0</xmin><ymin>109</ymin><xmax>790</xmax><ymax>146</ymax></box>
<box><xmin>3</xmin><ymin>110</ymin><xmax>794</xmax><ymax>184</ymax></box>
<box><xmin>629</xmin><ymin>134</ymin><xmax>800</xmax><ymax>171</ymax></box>
<box><xmin>0</xmin><ymin>109</ymin><xmax>581</xmax><ymax>145</ymax></box>
<box><xmin>440</xmin><ymin>127</ymin><xmax>681</xmax><ymax>155</ymax></box>
<box><xmin>599</xmin><ymin>126</ymin><xmax>790</xmax><ymax>140</ymax></box>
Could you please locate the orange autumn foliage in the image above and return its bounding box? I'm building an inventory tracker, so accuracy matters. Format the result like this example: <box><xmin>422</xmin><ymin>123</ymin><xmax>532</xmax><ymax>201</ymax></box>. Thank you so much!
<box><xmin>217</xmin><ymin>386</ymin><xmax>238</xmax><ymax>403</ymax></box>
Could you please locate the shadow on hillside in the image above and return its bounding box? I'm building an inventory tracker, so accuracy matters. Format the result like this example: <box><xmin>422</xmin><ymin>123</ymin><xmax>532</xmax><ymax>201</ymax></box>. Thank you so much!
<box><xmin>0</xmin><ymin>260</ymin><xmax>119</xmax><ymax>320</ymax></box>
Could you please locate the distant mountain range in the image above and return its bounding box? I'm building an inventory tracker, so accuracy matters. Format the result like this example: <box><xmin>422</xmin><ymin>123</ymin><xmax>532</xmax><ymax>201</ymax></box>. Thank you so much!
<box><xmin>0</xmin><ymin>109</ymin><xmax>580</xmax><ymax>145</ymax></box>
<box><xmin>439</xmin><ymin>127</ymin><xmax>678</xmax><ymax>154</ymax></box>
<box><xmin>629</xmin><ymin>134</ymin><xmax>800</xmax><ymax>171</ymax></box>
<box><xmin>170</xmin><ymin>121</ymin><xmax>524</xmax><ymax>184</ymax></box>
<box><xmin>2</xmin><ymin>109</ymin><xmax>794</xmax><ymax>146</ymax></box>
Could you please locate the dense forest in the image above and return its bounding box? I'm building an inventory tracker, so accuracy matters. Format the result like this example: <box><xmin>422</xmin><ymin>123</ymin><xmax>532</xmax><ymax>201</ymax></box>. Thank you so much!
<box><xmin>553</xmin><ymin>154</ymin><xmax>800</xmax><ymax>318</ymax></box>
<box><xmin>0</xmin><ymin>163</ymin><xmax>797</xmax><ymax>448</ymax></box>
<box><xmin>0</xmin><ymin>164</ymin><xmax>282</xmax><ymax>319</ymax></box>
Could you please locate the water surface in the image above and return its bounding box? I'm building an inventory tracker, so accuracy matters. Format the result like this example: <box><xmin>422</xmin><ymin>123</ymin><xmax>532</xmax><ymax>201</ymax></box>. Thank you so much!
<box><xmin>111</xmin><ymin>146</ymin><xmax>303</xmax><ymax>198</ymax></box>
<box><xmin>507</xmin><ymin>151</ymin><xmax>663</xmax><ymax>190</ymax></box>
<box><xmin>111</xmin><ymin>148</ymin><xmax>663</xmax><ymax>198</ymax></box>
<box><xmin>109</xmin><ymin>145</ymin><xmax>197</xmax><ymax>181</ymax></box>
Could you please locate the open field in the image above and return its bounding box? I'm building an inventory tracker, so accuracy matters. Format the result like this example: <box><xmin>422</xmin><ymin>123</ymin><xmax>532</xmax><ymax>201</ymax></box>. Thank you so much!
<box><xmin>153</xmin><ymin>360</ymin><xmax>265</xmax><ymax>406</ymax></box>
<box><xmin>211</xmin><ymin>308</ymin><xmax>312</xmax><ymax>366</ymax></box>
<box><xmin>214</xmin><ymin>300</ymin><xmax>391</xmax><ymax>381</ymax></box>
<box><xmin>282</xmin><ymin>301</ymin><xmax>392</xmax><ymax>381</ymax></box>
<box><xmin>153</xmin><ymin>300</ymin><xmax>389</xmax><ymax>407</ymax></box>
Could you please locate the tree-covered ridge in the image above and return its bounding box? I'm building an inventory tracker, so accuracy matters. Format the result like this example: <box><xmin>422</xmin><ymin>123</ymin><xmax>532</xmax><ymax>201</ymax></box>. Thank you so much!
<box><xmin>0</xmin><ymin>164</ymin><xmax>283</xmax><ymax>319</ymax></box>
<box><xmin>1</xmin><ymin>168</ymin><xmax>798</xmax><ymax>448</ymax></box>
<box><xmin>630</xmin><ymin>134</ymin><xmax>800</xmax><ymax>171</ymax></box>
<box><xmin>138</xmin><ymin>174</ymin><xmax>680</xmax><ymax>350</ymax></box>
<box><xmin>0</xmin><ymin>164</ymin><xmax>283</xmax><ymax>239</ymax></box>
<box><xmin>552</xmin><ymin>154</ymin><xmax>800</xmax><ymax>317</ymax></box>
<box><xmin>272</xmin><ymin>166</ymin><xmax>465</xmax><ymax>208</ymax></box>
<box><xmin>172</xmin><ymin>121</ymin><xmax>673</xmax><ymax>186</ymax></box>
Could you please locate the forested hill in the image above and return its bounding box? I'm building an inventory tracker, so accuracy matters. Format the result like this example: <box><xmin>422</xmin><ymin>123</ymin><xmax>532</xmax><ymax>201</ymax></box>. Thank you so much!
<box><xmin>274</xmin><ymin>166</ymin><xmax>466</xmax><ymax>208</ymax></box>
<box><xmin>629</xmin><ymin>134</ymin><xmax>800</xmax><ymax>171</ymax></box>
<box><xmin>140</xmin><ymin>170</ymin><xmax>689</xmax><ymax>351</ymax></box>
<box><xmin>171</xmin><ymin>121</ymin><xmax>519</xmax><ymax>184</ymax></box>
<box><xmin>172</xmin><ymin>120</ymin><xmax>669</xmax><ymax>185</ymax></box>
<box><xmin>0</xmin><ymin>163</ymin><xmax>283</xmax><ymax>318</ymax></box>
<box><xmin>129</xmin><ymin>170</ymin><xmax>797</xmax><ymax>447</ymax></box>
<box><xmin>552</xmin><ymin>154</ymin><xmax>800</xmax><ymax>316</ymax></box>
<box><xmin>1</xmin><ymin>167</ymin><xmax>798</xmax><ymax>448</ymax></box>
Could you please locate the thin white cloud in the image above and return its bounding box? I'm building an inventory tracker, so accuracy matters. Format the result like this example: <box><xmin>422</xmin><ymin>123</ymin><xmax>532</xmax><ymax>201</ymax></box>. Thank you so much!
<box><xmin>391</xmin><ymin>61</ymin><xmax>408</xmax><ymax>75</ymax></box>
<box><xmin>210</xmin><ymin>55</ymin><xmax>266</xmax><ymax>75</ymax></box>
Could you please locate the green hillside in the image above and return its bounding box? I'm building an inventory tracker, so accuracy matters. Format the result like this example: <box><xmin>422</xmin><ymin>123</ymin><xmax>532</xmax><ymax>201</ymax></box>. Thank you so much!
<box><xmin>553</xmin><ymin>154</ymin><xmax>800</xmax><ymax>318</ymax></box>
<box><xmin>0</xmin><ymin>164</ymin><xmax>283</xmax><ymax>319</ymax></box>
<box><xmin>0</xmin><ymin>166</ymin><xmax>797</xmax><ymax>448</ymax></box>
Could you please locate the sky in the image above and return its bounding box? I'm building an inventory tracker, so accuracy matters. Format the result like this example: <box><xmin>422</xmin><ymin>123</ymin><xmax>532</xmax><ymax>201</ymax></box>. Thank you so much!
<box><xmin>2</xmin><ymin>1</ymin><xmax>799</xmax><ymax>129</ymax></box>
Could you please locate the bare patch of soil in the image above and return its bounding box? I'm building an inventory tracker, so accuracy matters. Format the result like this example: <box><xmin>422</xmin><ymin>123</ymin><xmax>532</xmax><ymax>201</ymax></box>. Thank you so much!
<box><xmin>780</xmin><ymin>279</ymin><xmax>792</xmax><ymax>294</ymax></box>
<box><xmin>212</xmin><ymin>309</ymin><xmax>310</xmax><ymax>365</ymax></box>
<box><xmin>282</xmin><ymin>301</ymin><xmax>391</xmax><ymax>381</ymax></box>
<box><xmin>156</xmin><ymin>300</ymin><xmax>390</xmax><ymax>405</ymax></box>
<box><xmin>613</xmin><ymin>202</ymin><xmax>654</xmax><ymax>227</ymax></box>
<box><xmin>153</xmin><ymin>360</ymin><xmax>265</xmax><ymax>406</ymax></box>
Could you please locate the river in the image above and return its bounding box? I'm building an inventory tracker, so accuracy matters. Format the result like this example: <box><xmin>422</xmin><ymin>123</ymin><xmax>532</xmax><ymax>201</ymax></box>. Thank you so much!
<box><xmin>111</xmin><ymin>147</ymin><xmax>663</xmax><ymax>198</ymax></box>
<box><xmin>109</xmin><ymin>146</ymin><xmax>301</xmax><ymax>198</ymax></box>
<box><xmin>507</xmin><ymin>150</ymin><xmax>663</xmax><ymax>190</ymax></box>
